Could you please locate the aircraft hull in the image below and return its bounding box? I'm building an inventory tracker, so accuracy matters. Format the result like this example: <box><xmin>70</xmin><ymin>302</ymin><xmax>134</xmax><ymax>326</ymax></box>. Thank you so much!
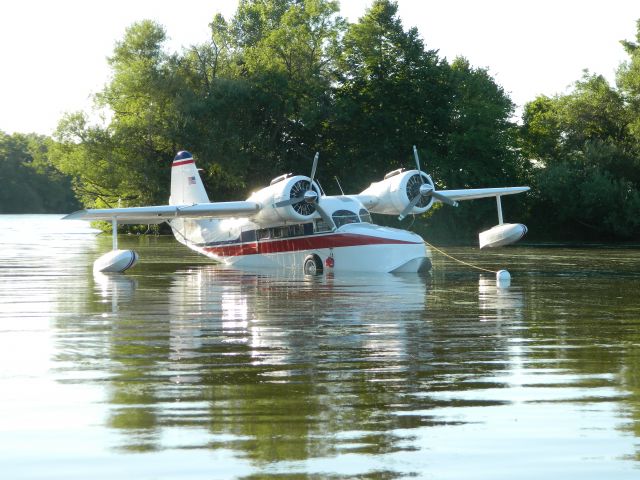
<box><xmin>181</xmin><ymin>224</ymin><xmax>431</xmax><ymax>273</ymax></box>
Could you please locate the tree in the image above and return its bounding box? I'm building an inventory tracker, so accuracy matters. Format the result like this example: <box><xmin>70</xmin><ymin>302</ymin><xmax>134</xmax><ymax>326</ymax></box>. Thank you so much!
<box><xmin>618</xmin><ymin>19</ymin><xmax>640</xmax><ymax>140</ymax></box>
<box><xmin>210</xmin><ymin>0</ymin><xmax>346</xmax><ymax>178</ymax></box>
<box><xmin>520</xmin><ymin>21</ymin><xmax>640</xmax><ymax>240</ymax></box>
<box><xmin>522</xmin><ymin>73</ymin><xmax>630</xmax><ymax>167</ymax></box>
<box><xmin>51</xmin><ymin>21</ymin><xmax>182</xmax><ymax>209</ymax></box>
<box><xmin>445</xmin><ymin>58</ymin><xmax>521</xmax><ymax>187</ymax></box>
<box><xmin>0</xmin><ymin>131</ymin><xmax>78</xmax><ymax>213</ymax></box>
<box><xmin>53</xmin><ymin>4</ymin><xmax>347</xmax><ymax>205</ymax></box>
<box><xmin>329</xmin><ymin>0</ymin><xmax>450</xmax><ymax>187</ymax></box>
<box><xmin>50</xmin><ymin>0</ymin><xmax>524</xmax><ymax>242</ymax></box>
<box><xmin>329</xmin><ymin>1</ymin><xmax>520</xmax><ymax>240</ymax></box>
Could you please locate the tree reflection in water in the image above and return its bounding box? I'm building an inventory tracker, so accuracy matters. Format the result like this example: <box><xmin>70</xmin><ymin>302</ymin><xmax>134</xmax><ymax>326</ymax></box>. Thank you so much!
<box><xmin>50</xmin><ymin>246</ymin><xmax>640</xmax><ymax>478</ymax></box>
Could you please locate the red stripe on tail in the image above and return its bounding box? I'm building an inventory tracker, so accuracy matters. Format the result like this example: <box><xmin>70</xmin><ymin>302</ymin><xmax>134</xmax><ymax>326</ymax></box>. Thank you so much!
<box><xmin>172</xmin><ymin>159</ymin><xmax>196</xmax><ymax>167</ymax></box>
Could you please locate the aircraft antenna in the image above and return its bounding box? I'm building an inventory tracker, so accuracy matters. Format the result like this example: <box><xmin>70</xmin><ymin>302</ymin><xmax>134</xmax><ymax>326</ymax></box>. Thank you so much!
<box><xmin>316</xmin><ymin>179</ymin><xmax>326</xmax><ymax>196</ymax></box>
<box><xmin>334</xmin><ymin>176</ymin><xmax>345</xmax><ymax>195</ymax></box>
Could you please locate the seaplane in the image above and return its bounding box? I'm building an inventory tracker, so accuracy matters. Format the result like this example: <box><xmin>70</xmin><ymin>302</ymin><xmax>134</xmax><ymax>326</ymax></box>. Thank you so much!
<box><xmin>63</xmin><ymin>146</ymin><xmax>529</xmax><ymax>275</ymax></box>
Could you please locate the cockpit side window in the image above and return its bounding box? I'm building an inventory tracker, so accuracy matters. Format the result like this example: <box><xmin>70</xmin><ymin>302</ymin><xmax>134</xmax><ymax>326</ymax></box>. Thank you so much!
<box><xmin>332</xmin><ymin>209</ymin><xmax>360</xmax><ymax>228</ymax></box>
<box><xmin>359</xmin><ymin>208</ymin><xmax>372</xmax><ymax>223</ymax></box>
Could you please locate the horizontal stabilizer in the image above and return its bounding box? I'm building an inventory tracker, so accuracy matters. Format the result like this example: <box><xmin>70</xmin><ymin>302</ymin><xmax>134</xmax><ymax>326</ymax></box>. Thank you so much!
<box><xmin>63</xmin><ymin>201</ymin><xmax>262</xmax><ymax>224</ymax></box>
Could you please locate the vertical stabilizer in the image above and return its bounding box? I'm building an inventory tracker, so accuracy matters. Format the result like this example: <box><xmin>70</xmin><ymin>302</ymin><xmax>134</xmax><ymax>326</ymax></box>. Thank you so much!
<box><xmin>170</xmin><ymin>151</ymin><xmax>210</xmax><ymax>205</ymax></box>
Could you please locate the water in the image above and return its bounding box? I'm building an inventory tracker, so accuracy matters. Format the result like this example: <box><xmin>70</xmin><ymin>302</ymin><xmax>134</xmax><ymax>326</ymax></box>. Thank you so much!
<box><xmin>1</xmin><ymin>215</ymin><xmax>640</xmax><ymax>479</ymax></box>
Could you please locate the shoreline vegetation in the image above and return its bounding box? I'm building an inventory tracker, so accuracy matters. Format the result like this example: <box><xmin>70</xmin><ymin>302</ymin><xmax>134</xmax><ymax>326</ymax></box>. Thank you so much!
<box><xmin>2</xmin><ymin>0</ymin><xmax>640</xmax><ymax>243</ymax></box>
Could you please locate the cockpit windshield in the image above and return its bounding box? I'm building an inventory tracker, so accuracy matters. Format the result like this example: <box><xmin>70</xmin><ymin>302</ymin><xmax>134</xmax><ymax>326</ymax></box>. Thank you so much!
<box><xmin>332</xmin><ymin>209</ymin><xmax>360</xmax><ymax>228</ymax></box>
<box><xmin>359</xmin><ymin>208</ymin><xmax>372</xmax><ymax>223</ymax></box>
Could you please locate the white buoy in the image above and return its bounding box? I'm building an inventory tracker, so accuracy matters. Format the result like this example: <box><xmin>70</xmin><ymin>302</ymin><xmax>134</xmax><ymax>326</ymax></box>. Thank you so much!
<box><xmin>496</xmin><ymin>269</ymin><xmax>511</xmax><ymax>288</ymax></box>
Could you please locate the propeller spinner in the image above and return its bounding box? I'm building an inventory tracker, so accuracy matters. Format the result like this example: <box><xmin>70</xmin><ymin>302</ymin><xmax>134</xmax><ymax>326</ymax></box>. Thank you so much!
<box><xmin>398</xmin><ymin>146</ymin><xmax>459</xmax><ymax>220</ymax></box>
<box><xmin>274</xmin><ymin>153</ymin><xmax>336</xmax><ymax>230</ymax></box>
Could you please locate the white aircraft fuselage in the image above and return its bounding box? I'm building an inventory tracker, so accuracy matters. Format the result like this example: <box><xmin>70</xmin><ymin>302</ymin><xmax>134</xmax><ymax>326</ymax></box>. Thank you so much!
<box><xmin>64</xmin><ymin>149</ymin><xmax>529</xmax><ymax>274</ymax></box>
<box><xmin>170</xmin><ymin>213</ymin><xmax>430</xmax><ymax>273</ymax></box>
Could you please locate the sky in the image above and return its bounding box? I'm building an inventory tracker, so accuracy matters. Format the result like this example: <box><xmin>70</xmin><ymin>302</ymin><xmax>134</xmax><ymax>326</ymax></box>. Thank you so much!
<box><xmin>1</xmin><ymin>0</ymin><xmax>640</xmax><ymax>136</ymax></box>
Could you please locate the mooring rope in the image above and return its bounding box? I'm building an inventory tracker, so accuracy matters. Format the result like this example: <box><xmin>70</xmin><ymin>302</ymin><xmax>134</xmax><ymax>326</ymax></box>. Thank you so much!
<box><xmin>424</xmin><ymin>240</ymin><xmax>498</xmax><ymax>274</ymax></box>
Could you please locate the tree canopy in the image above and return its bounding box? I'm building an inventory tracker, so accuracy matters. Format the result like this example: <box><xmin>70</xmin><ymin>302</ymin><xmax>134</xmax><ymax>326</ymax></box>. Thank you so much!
<box><xmin>520</xmin><ymin>20</ymin><xmax>640</xmax><ymax>240</ymax></box>
<box><xmin>8</xmin><ymin>1</ymin><xmax>640</xmax><ymax>243</ymax></box>
<box><xmin>0</xmin><ymin>131</ymin><xmax>78</xmax><ymax>213</ymax></box>
<box><xmin>46</xmin><ymin>0</ymin><xmax>520</xmax><ymax>241</ymax></box>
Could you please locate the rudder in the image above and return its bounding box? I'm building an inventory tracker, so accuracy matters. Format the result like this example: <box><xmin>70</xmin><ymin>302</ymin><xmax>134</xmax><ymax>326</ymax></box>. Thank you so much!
<box><xmin>170</xmin><ymin>151</ymin><xmax>210</xmax><ymax>205</ymax></box>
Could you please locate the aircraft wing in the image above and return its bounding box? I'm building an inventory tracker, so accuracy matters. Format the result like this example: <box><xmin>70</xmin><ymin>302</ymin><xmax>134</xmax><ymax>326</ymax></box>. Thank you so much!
<box><xmin>434</xmin><ymin>186</ymin><xmax>529</xmax><ymax>202</ymax></box>
<box><xmin>63</xmin><ymin>201</ymin><xmax>262</xmax><ymax>224</ymax></box>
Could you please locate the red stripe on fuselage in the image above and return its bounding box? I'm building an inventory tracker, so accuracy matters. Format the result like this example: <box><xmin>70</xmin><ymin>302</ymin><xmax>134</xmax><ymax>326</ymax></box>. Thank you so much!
<box><xmin>202</xmin><ymin>233</ymin><xmax>418</xmax><ymax>257</ymax></box>
<box><xmin>172</xmin><ymin>159</ymin><xmax>195</xmax><ymax>167</ymax></box>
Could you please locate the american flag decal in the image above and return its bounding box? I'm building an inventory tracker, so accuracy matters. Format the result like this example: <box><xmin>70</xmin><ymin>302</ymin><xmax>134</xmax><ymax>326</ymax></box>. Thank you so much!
<box><xmin>188</xmin><ymin>176</ymin><xmax>196</xmax><ymax>185</ymax></box>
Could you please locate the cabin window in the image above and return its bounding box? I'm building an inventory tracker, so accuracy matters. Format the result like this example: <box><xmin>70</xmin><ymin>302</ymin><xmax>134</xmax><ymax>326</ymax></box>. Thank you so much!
<box><xmin>314</xmin><ymin>219</ymin><xmax>333</xmax><ymax>233</ymax></box>
<box><xmin>332</xmin><ymin>209</ymin><xmax>360</xmax><ymax>228</ymax></box>
<box><xmin>287</xmin><ymin>224</ymin><xmax>305</xmax><ymax>237</ymax></box>
<box><xmin>303</xmin><ymin>223</ymin><xmax>314</xmax><ymax>235</ymax></box>
<box><xmin>359</xmin><ymin>208</ymin><xmax>372</xmax><ymax>223</ymax></box>
<box><xmin>255</xmin><ymin>224</ymin><xmax>311</xmax><ymax>241</ymax></box>
<box><xmin>241</xmin><ymin>229</ymin><xmax>257</xmax><ymax>242</ymax></box>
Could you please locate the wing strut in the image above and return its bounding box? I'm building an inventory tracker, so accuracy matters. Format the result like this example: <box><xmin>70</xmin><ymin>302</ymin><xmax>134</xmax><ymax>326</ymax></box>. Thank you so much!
<box><xmin>112</xmin><ymin>218</ymin><xmax>118</xmax><ymax>250</ymax></box>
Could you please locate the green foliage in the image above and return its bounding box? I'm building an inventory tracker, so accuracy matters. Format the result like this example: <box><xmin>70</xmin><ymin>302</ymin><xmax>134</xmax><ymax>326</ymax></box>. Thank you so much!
<box><xmin>326</xmin><ymin>1</ymin><xmax>520</xmax><ymax>240</ymax></box>
<box><xmin>0</xmin><ymin>131</ymin><xmax>79</xmax><ymax>213</ymax></box>
<box><xmin>522</xmin><ymin>74</ymin><xmax>629</xmax><ymax>164</ymax></box>
<box><xmin>330</xmin><ymin>0</ymin><xmax>451</xmax><ymax>182</ymax></box>
<box><xmin>531</xmin><ymin>162</ymin><xmax>640</xmax><ymax>239</ymax></box>
<box><xmin>44</xmin><ymin>0</ymin><xmax>525</xmax><ymax>242</ymax></box>
<box><xmin>521</xmin><ymin>19</ymin><xmax>640</xmax><ymax>240</ymax></box>
<box><xmin>49</xmin><ymin>0</ymin><xmax>600</xmax><ymax>243</ymax></box>
<box><xmin>618</xmin><ymin>19</ymin><xmax>640</xmax><ymax>139</ymax></box>
<box><xmin>50</xmin><ymin>21</ymin><xmax>180</xmax><ymax>209</ymax></box>
<box><xmin>445</xmin><ymin>57</ymin><xmax>521</xmax><ymax>187</ymax></box>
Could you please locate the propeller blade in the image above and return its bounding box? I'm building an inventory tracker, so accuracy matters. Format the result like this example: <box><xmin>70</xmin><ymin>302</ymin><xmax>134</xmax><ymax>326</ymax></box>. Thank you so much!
<box><xmin>431</xmin><ymin>191</ymin><xmax>459</xmax><ymax>207</ymax></box>
<box><xmin>398</xmin><ymin>193</ymin><xmax>423</xmax><ymax>220</ymax></box>
<box><xmin>310</xmin><ymin>152</ymin><xmax>319</xmax><ymax>184</ymax></box>
<box><xmin>413</xmin><ymin>145</ymin><xmax>424</xmax><ymax>184</ymax></box>
<box><xmin>315</xmin><ymin>202</ymin><xmax>336</xmax><ymax>231</ymax></box>
<box><xmin>274</xmin><ymin>197</ymin><xmax>305</xmax><ymax>208</ymax></box>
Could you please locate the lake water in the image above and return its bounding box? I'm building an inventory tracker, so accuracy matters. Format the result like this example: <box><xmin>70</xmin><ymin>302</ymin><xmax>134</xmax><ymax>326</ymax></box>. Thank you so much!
<box><xmin>1</xmin><ymin>215</ymin><xmax>640</xmax><ymax>479</ymax></box>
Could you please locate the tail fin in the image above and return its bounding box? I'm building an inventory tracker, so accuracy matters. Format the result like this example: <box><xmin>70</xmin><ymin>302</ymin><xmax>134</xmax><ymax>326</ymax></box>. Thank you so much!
<box><xmin>170</xmin><ymin>151</ymin><xmax>210</xmax><ymax>205</ymax></box>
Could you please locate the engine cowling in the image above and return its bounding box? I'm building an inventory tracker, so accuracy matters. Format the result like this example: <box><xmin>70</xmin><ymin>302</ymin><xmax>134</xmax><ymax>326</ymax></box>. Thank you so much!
<box><xmin>359</xmin><ymin>169</ymin><xmax>436</xmax><ymax>216</ymax></box>
<box><xmin>247</xmin><ymin>174</ymin><xmax>321</xmax><ymax>224</ymax></box>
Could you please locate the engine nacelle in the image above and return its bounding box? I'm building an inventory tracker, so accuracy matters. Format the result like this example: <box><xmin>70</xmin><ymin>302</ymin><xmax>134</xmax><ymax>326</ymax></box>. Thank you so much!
<box><xmin>247</xmin><ymin>174</ymin><xmax>320</xmax><ymax>224</ymax></box>
<box><xmin>359</xmin><ymin>169</ymin><xmax>435</xmax><ymax>216</ymax></box>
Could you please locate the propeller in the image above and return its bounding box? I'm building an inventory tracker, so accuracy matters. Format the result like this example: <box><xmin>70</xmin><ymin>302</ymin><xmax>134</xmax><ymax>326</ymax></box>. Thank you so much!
<box><xmin>274</xmin><ymin>153</ymin><xmax>336</xmax><ymax>230</ymax></box>
<box><xmin>398</xmin><ymin>145</ymin><xmax>459</xmax><ymax>220</ymax></box>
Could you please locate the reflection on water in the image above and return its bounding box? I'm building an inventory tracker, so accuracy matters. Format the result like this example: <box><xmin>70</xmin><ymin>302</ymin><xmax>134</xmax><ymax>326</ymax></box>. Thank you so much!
<box><xmin>99</xmin><ymin>267</ymin><xmax>434</xmax><ymax>462</ymax></box>
<box><xmin>478</xmin><ymin>276</ymin><xmax>524</xmax><ymax>322</ymax></box>
<box><xmin>2</xmin><ymin>216</ymin><xmax>640</xmax><ymax>479</ymax></box>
